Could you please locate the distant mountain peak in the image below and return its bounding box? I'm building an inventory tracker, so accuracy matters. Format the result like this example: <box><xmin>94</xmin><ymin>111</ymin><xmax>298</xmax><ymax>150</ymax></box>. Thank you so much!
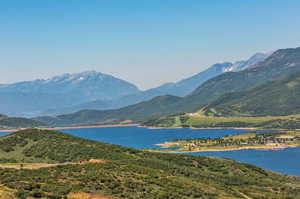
<box><xmin>229</xmin><ymin>51</ymin><xmax>273</xmax><ymax>72</ymax></box>
<box><xmin>47</xmin><ymin>70</ymin><xmax>111</xmax><ymax>82</ymax></box>
<box><xmin>0</xmin><ymin>70</ymin><xmax>140</xmax><ymax>117</ymax></box>
<box><xmin>248</xmin><ymin>51</ymin><xmax>274</xmax><ymax>61</ymax></box>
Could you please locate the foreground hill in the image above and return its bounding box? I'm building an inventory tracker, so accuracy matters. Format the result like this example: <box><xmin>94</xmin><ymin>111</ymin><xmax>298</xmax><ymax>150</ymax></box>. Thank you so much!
<box><xmin>0</xmin><ymin>129</ymin><xmax>300</xmax><ymax>199</ymax></box>
<box><xmin>203</xmin><ymin>71</ymin><xmax>300</xmax><ymax>116</ymax></box>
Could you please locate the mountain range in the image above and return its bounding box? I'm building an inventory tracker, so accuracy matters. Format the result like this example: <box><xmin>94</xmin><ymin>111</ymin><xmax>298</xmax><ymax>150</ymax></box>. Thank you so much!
<box><xmin>0</xmin><ymin>51</ymin><xmax>270</xmax><ymax>118</ymax></box>
<box><xmin>34</xmin><ymin>47</ymin><xmax>300</xmax><ymax>126</ymax></box>
<box><xmin>183</xmin><ymin>47</ymin><xmax>300</xmax><ymax>111</ymax></box>
<box><xmin>39</xmin><ymin>51</ymin><xmax>271</xmax><ymax>116</ymax></box>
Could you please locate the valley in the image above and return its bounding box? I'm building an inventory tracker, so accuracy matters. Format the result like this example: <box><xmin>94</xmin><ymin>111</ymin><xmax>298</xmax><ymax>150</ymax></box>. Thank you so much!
<box><xmin>2</xmin><ymin>2</ymin><xmax>300</xmax><ymax>198</ymax></box>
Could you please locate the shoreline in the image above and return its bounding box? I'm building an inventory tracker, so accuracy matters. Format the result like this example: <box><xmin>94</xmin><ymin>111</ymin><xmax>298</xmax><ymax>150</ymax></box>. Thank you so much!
<box><xmin>0</xmin><ymin>124</ymin><xmax>139</xmax><ymax>133</ymax></box>
<box><xmin>139</xmin><ymin>125</ymin><xmax>259</xmax><ymax>130</ymax></box>
<box><xmin>0</xmin><ymin>124</ymin><xmax>260</xmax><ymax>133</ymax></box>
<box><xmin>149</xmin><ymin>144</ymin><xmax>299</xmax><ymax>154</ymax></box>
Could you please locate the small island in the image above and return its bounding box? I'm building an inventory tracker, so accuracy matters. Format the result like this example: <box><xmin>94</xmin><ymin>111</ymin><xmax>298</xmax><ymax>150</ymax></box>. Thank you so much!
<box><xmin>154</xmin><ymin>131</ymin><xmax>300</xmax><ymax>153</ymax></box>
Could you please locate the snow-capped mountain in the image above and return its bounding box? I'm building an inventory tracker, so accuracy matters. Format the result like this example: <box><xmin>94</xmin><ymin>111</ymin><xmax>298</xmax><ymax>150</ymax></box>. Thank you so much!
<box><xmin>0</xmin><ymin>71</ymin><xmax>139</xmax><ymax>100</ymax></box>
<box><xmin>147</xmin><ymin>51</ymin><xmax>273</xmax><ymax>97</ymax></box>
<box><xmin>0</xmin><ymin>71</ymin><xmax>140</xmax><ymax>117</ymax></box>
<box><xmin>230</xmin><ymin>51</ymin><xmax>274</xmax><ymax>72</ymax></box>
<box><xmin>43</xmin><ymin>51</ymin><xmax>273</xmax><ymax>116</ymax></box>
<box><xmin>0</xmin><ymin>52</ymin><xmax>272</xmax><ymax>117</ymax></box>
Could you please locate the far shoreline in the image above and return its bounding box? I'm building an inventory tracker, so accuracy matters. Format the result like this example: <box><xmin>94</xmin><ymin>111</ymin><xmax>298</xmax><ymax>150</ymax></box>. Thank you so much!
<box><xmin>0</xmin><ymin>124</ymin><xmax>274</xmax><ymax>134</ymax></box>
<box><xmin>0</xmin><ymin>124</ymin><xmax>261</xmax><ymax>133</ymax></box>
<box><xmin>139</xmin><ymin>125</ymin><xmax>259</xmax><ymax>130</ymax></box>
<box><xmin>149</xmin><ymin>144</ymin><xmax>299</xmax><ymax>154</ymax></box>
<box><xmin>0</xmin><ymin>124</ymin><xmax>139</xmax><ymax>133</ymax></box>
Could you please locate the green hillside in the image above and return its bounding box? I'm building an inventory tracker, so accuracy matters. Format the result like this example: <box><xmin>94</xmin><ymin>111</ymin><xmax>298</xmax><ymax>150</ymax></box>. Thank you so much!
<box><xmin>0</xmin><ymin>129</ymin><xmax>300</xmax><ymax>199</ymax></box>
<box><xmin>0</xmin><ymin>115</ymin><xmax>45</xmax><ymax>129</ymax></box>
<box><xmin>143</xmin><ymin>113</ymin><xmax>300</xmax><ymax>129</ymax></box>
<box><xmin>178</xmin><ymin>47</ymin><xmax>300</xmax><ymax>112</ymax></box>
<box><xmin>145</xmin><ymin>47</ymin><xmax>300</xmax><ymax>118</ymax></box>
<box><xmin>35</xmin><ymin>47</ymin><xmax>300</xmax><ymax>127</ymax></box>
<box><xmin>35</xmin><ymin>95</ymin><xmax>182</xmax><ymax>126</ymax></box>
<box><xmin>204</xmin><ymin>70</ymin><xmax>300</xmax><ymax>117</ymax></box>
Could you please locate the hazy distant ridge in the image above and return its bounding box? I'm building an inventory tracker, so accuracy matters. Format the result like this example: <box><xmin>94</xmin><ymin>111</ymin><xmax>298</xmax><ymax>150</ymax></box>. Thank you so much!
<box><xmin>34</xmin><ymin>47</ymin><xmax>300</xmax><ymax>126</ymax></box>
<box><xmin>44</xmin><ymin>52</ymin><xmax>271</xmax><ymax>116</ymax></box>
<box><xmin>0</xmin><ymin>71</ymin><xmax>140</xmax><ymax>117</ymax></box>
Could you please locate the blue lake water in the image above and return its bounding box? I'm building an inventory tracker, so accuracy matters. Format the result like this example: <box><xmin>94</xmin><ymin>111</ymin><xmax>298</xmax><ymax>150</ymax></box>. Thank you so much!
<box><xmin>1</xmin><ymin>126</ymin><xmax>299</xmax><ymax>177</ymax></box>
<box><xmin>61</xmin><ymin>127</ymin><xmax>248</xmax><ymax>149</ymax></box>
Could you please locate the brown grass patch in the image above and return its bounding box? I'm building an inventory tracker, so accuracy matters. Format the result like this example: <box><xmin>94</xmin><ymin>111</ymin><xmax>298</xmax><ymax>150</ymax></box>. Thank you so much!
<box><xmin>68</xmin><ymin>192</ymin><xmax>116</xmax><ymax>199</ymax></box>
<box><xmin>0</xmin><ymin>188</ymin><xmax>15</xmax><ymax>199</ymax></box>
<box><xmin>84</xmin><ymin>159</ymin><xmax>106</xmax><ymax>164</ymax></box>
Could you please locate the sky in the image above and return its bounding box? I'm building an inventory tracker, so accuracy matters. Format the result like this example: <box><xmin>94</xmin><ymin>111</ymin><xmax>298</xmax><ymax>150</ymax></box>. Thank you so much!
<box><xmin>0</xmin><ymin>0</ymin><xmax>300</xmax><ymax>90</ymax></box>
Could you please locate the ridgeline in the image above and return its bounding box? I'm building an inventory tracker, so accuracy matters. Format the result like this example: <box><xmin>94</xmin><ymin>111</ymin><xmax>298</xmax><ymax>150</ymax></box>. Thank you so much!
<box><xmin>35</xmin><ymin>47</ymin><xmax>300</xmax><ymax>127</ymax></box>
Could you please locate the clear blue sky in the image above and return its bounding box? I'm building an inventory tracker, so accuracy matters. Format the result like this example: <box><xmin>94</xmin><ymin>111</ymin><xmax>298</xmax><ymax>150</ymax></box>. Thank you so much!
<box><xmin>1</xmin><ymin>0</ymin><xmax>300</xmax><ymax>90</ymax></box>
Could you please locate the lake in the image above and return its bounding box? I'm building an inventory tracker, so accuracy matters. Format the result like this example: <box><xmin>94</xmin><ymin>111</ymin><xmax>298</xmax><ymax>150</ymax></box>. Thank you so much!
<box><xmin>1</xmin><ymin>126</ymin><xmax>300</xmax><ymax>177</ymax></box>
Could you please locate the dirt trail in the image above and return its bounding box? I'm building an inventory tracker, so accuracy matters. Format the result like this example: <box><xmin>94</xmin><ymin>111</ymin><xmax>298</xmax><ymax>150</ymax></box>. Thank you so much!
<box><xmin>0</xmin><ymin>124</ymin><xmax>138</xmax><ymax>133</ymax></box>
<box><xmin>237</xmin><ymin>191</ymin><xmax>253</xmax><ymax>199</ymax></box>
<box><xmin>0</xmin><ymin>159</ymin><xmax>105</xmax><ymax>170</ymax></box>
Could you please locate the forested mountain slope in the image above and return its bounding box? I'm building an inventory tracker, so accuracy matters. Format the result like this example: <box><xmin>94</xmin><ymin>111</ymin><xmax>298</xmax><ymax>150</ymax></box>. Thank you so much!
<box><xmin>179</xmin><ymin>47</ymin><xmax>300</xmax><ymax>112</ymax></box>
<box><xmin>203</xmin><ymin>70</ymin><xmax>300</xmax><ymax>116</ymax></box>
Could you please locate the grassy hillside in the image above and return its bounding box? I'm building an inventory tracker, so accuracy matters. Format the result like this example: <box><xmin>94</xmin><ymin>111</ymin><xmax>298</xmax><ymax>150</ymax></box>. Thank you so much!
<box><xmin>178</xmin><ymin>47</ymin><xmax>300</xmax><ymax>112</ymax></box>
<box><xmin>203</xmin><ymin>71</ymin><xmax>300</xmax><ymax>117</ymax></box>
<box><xmin>0</xmin><ymin>129</ymin><xmax>300</xmax><ymax>199</ymax></box>
<box><xmin>0</xmin><ymin>116</ymin><xmax>45</xmax><ymax>129</ymax></box>
<box><xmin>34</xmin><ymin>95</ymin><xmax>182</xmax><ymax>126</ymax></box>
<box><xmin>143</xmin><ymin>113</ymin><xmax>300</xmax><ymax>129</ymax></box>
<box><xmin>143</xmin><ymin>68</ymin><xmax>300</xmax><ymax>129</ymax></box>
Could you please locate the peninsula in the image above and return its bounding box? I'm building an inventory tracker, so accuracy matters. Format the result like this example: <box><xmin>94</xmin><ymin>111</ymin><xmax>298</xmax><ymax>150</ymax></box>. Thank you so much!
<box><xmin>155</xmin><ymin>131</ymin><xmax>300</xmax><ymax>153</ymax></box>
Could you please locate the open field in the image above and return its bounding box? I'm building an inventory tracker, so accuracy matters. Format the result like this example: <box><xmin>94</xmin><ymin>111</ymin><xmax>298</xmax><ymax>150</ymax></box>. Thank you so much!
<box><xmin>144</xmin><ymin>113</ymin><xmax>300</xmax><ymax>129</ymax></box>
